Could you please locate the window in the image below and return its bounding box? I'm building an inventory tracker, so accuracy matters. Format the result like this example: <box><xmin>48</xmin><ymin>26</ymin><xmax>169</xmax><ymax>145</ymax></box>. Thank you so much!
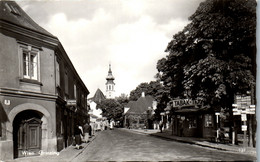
<box><xmin>205</xmin><ymin>114</ymin><xmax>213</xmax><ymax>127</ymax></box>
<box><xmin>55</xmin><ymin>56</ymin><xmax>60</xmax><ymax>87</ymax></box>
<box><xmin>21</xmin><ymin>46</ymin><xmax>39</xmax><ymax>80</ymax></box>
<box><xmin>188</xmin><ymin>116</ymin><xmax>197</xmax><ymax>128</ymax></box>
<box><xmin>64</xmin><ymin>70</ymin><xmax>68</xmax><ymax>94</ymax></box>
<box><xmin>74</xmin><ymin>84</ymin><xmax>77</xmax><ymax>99</ymax></box>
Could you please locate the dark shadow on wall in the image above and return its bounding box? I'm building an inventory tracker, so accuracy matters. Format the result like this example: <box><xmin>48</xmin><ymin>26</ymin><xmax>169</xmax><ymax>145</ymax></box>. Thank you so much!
<box><xmin>0</xmin><ymin>101</ymin><xmax>9</xmax><ymax>136</ymax></box>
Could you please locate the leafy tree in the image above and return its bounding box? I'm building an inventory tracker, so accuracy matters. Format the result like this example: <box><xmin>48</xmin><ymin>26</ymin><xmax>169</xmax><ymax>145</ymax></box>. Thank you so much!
<box><xmin>157</xmin><ymin>0</ymin><xmax>256</xmax><ymax>146</ymax></box>
<box><xmin>97</xmin><ymin>99</ymin><xmax>123</xmax><ymax>122</ymax></box>
<box><xmin>129</xmin><ymin>81</ymin><xmax>164</xmax><ymax>101</ymax></box>
<box><xmin>115</xmin><ymin>93</ymin><xmax>129</xmax><ymax>107</ymax></box>
<box><xmin>158</xmin><ymin>0</ymin><xmax>256</xmax><ymax>107</ymax></box>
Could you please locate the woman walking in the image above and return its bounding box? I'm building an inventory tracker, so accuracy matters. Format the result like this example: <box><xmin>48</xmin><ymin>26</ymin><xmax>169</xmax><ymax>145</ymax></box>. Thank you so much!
<box><xmin>74</xmin><ymin>124</ymin><xmax>83</xmax><ymax>149</ymax></box>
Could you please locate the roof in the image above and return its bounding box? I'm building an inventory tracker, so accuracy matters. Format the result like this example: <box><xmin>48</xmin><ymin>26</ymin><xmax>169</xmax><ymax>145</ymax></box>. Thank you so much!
<box><xmin>90</xmin><ymin>88</ymin><xmax>106</xmax><ymax>103</ymax></box>
<box><xmin>125</xmin><ymin>101</ymin><xmax>134</xmax><ymax>108</ymax></box>
<box><xmin>0</xmin><ymin>1</ymin><xmax>54</xmax><ymax>37</ymax></box>
<box><xmin>126</xmin><ymin>95</ymin><xmax>154</xmax><ymax>114</ymax></box>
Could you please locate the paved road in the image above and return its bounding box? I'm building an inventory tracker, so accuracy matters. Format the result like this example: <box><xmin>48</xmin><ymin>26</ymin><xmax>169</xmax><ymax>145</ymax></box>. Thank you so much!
<box><xmin>73</xmin><ymin>128</ymin><xmax>256</xmax><ymax>161</ymax></box>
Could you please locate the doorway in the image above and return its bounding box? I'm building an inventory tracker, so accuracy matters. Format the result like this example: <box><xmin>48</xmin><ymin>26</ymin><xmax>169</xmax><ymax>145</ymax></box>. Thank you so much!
<box><xmin>13</xmin><ymin>110</ymin><xmax>43</xmax><ymax>158</ymax></box>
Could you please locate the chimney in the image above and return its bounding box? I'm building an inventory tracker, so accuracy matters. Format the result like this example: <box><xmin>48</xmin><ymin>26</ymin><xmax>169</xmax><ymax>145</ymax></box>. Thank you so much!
<box><xmin>141</xmin><ymin>92</ymin><xmax>145</xmax><ymax>97</ymax></box>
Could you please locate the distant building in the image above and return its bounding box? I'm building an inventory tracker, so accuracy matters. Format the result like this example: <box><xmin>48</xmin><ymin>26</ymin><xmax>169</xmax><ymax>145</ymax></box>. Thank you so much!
<box><xmin>105</xmin><ymin>64</ymin><xmax>115</xmax><ymax>99</ymax></box>
<box><xmin>88</xmin><ymin>88</ymin><xmax>106</xmax><ymax>118</ymax></box>
<box><xmin>0</xmin><ymin>1</ymin><xmax>89</xmax><ymax>160</ymax></box>
<box><xmin>125</xmin><ymin>92</ymin><xmax>156</xmax><ymax>129</ymax></box>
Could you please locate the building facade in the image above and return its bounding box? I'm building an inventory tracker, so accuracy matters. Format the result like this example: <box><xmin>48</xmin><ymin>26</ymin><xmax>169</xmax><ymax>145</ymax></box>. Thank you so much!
<box><xmin>125</xmin><ymin>92</ymin><xmax>156</xmax><ymax>129</ymax></box>
<box><xmin>163</xmin><ymin>99</ymin><xmax>216</xmax><ymax>138</ymax></box>
<box><xmin>105</xmin><ymin>64</ymin><xmax>115</xmax><ymax>99</ymax></box>
<box><xmin>0</xmin><ymin>1</ymin><xmax>89</xmax><ymax>160</ymax></box>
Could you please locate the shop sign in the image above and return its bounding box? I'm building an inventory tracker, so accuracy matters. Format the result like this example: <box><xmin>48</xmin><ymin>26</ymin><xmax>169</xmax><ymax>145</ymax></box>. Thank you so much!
<box><xmin>172</xmin><ymin>98</ymin><xmax>203</xmax><ymax>107</ymax></box>
<box><xmin>66</xmin><ymin>99</ymin><xmax>76</xmax><ymax>106</ymax></box>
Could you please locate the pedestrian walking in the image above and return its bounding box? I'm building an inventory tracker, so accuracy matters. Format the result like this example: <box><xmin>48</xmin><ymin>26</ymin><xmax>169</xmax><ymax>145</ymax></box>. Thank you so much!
<box><xmin>159</xmin><ymin>120</ymin><xmax>163</xmax><ymax>133</ymax></box>
<box><xmin>83</xmin><ymin>122</ymin><xmax>90</xmax><ymax>143</ymax></box>
<box><xmin>74</xmin><ymin>124</ymin><xmax>83</xmax><ymax>149</ymax></box>
<box><xmin>90</xmin><ymin>122</ymin><xmax>95</xmax><ymax>136</ymax></box>
<box><xmin>110</xmin><ymin>119</ymin><xmax>115</xmax><ymax>130</ymax></box>
<box><xmin>89</xmin><ymin>124</ymin><xmax>92</xmax><ymax>137</ymax></box>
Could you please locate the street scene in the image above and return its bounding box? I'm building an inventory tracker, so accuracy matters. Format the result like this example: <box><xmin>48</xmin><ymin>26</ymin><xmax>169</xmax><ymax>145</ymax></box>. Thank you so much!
<box><xmin>0</xmin><ymin>0</ymin><xmax>257</xmax><ymax>162</ymax></box>
<box><xmin>73</xmin><ymin>129</ymin><xmax>256</xmax><ymax>161</ymax></box>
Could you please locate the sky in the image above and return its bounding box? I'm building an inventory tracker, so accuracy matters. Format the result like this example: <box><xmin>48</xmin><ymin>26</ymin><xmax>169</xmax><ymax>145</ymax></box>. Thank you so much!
<box><xmin>17</xmin><ymin>0</ymin><xmax>204</xmax><ymax>98</ymax></box>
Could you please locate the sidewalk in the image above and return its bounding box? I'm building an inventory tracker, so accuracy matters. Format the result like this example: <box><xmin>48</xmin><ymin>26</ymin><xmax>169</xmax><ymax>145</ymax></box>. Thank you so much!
<box><xmin>124</xmin><ymin>128</ymin><xmax>256</xmax><ymax>156</ymax></box>
<box><xmin>7</xmin><ymin>132</ymin><xmax>99</xmax><ymax>162</ymax></box>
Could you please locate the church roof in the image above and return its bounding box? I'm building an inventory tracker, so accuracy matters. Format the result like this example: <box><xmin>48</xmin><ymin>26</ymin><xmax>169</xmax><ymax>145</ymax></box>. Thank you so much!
<box><xmin>126</xmin><ymin>95</ymin><xmax>154</xmax><ymax>114</ymax></box>
<box><xmin>0</xmin><ymin>1</ymin><xmax>55</xmax><ymax>38</ymax></box>
<box><xmin>90</xmin><ymin>88</ymin><xmax>106</xmax><ymax>103</ymax></box>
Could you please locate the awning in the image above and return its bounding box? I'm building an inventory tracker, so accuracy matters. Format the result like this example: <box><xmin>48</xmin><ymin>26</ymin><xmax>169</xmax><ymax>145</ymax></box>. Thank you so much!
<box><xmin>175</xmin><ymin>108</ymin><xmax>200</xmax><ymax>113</ymax></box>
<box><xmin>174</xmin><ymin>105</ymin><xmax>211</xmax><ymax>114</ymax></box>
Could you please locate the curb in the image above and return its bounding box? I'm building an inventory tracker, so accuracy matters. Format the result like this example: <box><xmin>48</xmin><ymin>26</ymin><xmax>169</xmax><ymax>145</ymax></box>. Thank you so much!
<box><xmin>121</xmin><ymin>128</ymin><xmax>256</xmax><ymax>156</ymax></box>
<box><xmin>59</xmin><ymin>134</ymin><xmax>98</xmax><ymax>161</ymax></box>
<box><xmin>149</xmin><ymin>133</ymin><xmax>256</xmax><ymax>155</ymax></box>
<box><xmin>68</xmin><ymin>133</ymin><xmax>99</xmax><ymax>161</ymax></box>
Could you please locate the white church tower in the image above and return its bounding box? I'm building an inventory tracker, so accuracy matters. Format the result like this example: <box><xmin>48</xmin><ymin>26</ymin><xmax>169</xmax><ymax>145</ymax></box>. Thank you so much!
<box><xmin>106</xmin><ymin>64</ymin><xmax>115</xmax><ymax>99</ymax></box>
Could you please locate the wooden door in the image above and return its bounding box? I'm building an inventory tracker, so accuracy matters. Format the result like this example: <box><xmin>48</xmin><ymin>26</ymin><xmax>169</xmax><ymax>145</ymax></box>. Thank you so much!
<box><xmin>18</xmin><ymin>117</ymin><xmax>42</xmax><ymax>157</ymax></box>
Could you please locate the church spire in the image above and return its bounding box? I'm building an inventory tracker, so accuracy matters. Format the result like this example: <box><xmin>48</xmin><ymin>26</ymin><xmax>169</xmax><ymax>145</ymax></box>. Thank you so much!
<box><xmin>106</xmin><ymin>63</ymin><xmax>115</xmax><ymax>99</ymax></box>
<box><xmin>106</xmin><ymin>63</ymin><xmax>114</xmax><ymax>80</ymax></box>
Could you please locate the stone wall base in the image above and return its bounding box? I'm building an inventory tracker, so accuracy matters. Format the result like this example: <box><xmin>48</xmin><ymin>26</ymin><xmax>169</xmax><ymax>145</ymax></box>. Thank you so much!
<box><xmin>0</xmin><ymin>140</ymin><xmax>13</xmax><ymax>161</ymax></box>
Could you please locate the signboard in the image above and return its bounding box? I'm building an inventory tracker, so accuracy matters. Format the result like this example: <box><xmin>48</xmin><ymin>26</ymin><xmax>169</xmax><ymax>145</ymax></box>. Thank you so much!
<box><xmin>233</xmin><ymin>110</ymin><xmax>241</xmax><ymax>115</ymax></box>
<box><xmin>233</xmin><ymin>95</ymin><xmax>255</xmax><ymax>115</ymax></box>
<box><xmin>66</xmin><ymin>99</ymin><xmax>76</xmax><ymax>106</ymax></box>
<box><xmin>242</xmin><ymin>125</ymin><xmax>247</xmax><ymax>131</ymax></box>
<box><xmin>236</xmin><ymin>95</ymin><xmax>251</xmax><ymax>110</ymax></box>
<box><xmin>172</xmin><ymin>98</ymin><xmax>203</xmax><ymax>107</ymax></box>
<box><xmin>241</xmin><ymin>114</ymin><xmax>247</xmax><ymax>121</ymax></box>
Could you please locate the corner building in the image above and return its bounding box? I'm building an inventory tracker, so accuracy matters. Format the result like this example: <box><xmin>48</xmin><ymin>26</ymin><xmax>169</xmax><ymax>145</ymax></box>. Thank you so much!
<box><xmin>0</xmin><ymin>2</ymin><xmax>89</xmax><ymax>160</ymax></box>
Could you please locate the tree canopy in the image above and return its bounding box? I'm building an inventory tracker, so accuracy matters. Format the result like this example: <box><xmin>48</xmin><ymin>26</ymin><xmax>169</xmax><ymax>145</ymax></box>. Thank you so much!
<box><xmin>157</xmin><ymin>0</ymin><xmax>256</xmax><ymax>108</ymax></box>
<box><xmin>97</xmin><ymin>99</ymin><xmax>124</xmax><ymax>122</ymax></box>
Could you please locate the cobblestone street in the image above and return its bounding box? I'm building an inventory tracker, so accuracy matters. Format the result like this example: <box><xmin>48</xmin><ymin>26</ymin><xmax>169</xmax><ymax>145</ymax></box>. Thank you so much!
<box><xmin>73</xmin><ymin>129</ymin><xmax>256</xmax><ymax>161</ymax></box>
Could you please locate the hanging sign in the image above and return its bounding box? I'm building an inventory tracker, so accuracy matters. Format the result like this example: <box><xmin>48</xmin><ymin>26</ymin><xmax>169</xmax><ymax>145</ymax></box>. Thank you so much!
<box><xmin>66</xmin><ymin>99</ymin><xmax>76</xmax><ymax>106</ymax></box>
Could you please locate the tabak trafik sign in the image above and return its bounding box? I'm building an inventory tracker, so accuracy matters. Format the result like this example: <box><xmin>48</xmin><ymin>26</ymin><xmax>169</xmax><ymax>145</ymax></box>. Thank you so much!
<box><xmin>172</xmin><ymin>98</ymin><xmax>203</xmax><ymax>107</ymax></box>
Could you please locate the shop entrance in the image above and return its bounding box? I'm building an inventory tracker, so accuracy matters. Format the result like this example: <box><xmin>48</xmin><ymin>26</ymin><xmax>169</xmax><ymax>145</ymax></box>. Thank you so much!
<box><xmin>13</xmin><ymin>110</ymin><xmax>43</xmax><ymax>158</ymax></box>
